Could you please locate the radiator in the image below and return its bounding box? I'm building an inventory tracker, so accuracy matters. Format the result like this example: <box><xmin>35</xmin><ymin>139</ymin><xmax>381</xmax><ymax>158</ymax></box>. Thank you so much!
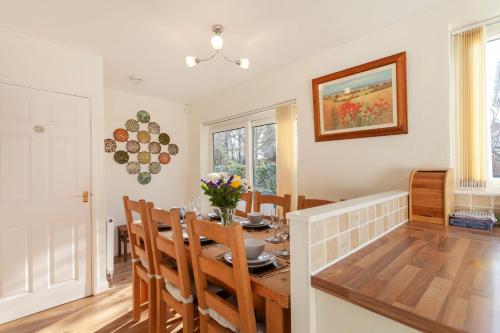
<box><xmin>106</xmin><ymin>217</ymin><xmax>115</xmax><ymax>283</ymax></box>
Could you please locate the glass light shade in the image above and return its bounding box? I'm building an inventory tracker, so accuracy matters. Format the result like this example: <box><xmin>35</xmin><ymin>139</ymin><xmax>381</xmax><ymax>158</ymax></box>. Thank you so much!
<box><xmin>211</xmin><ymin>35</ymin><xmax>223</xmax><ymax>50</ymax></box>
<box><xmin>238</xmin><ymin>58</ymin><xmax>250</xmax><ymax>69</ymax></box>
<box><xmin>185</xmin><ymin>56</ymin><xmax>198</xmax><ymax>67</ymax></box>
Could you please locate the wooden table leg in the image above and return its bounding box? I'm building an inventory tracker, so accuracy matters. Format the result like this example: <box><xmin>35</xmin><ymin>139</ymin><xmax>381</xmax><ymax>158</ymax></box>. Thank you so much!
<box><xmin>266</xmin><ymin>299</ymin><xmax>288</xmax><ymax>333</ymax></box>
<box><xmin>123</xmin><ymin>238</ymin><xmax>127</xmax><ymax>263</ymax></box>
<box><xmin>117</xmin><ymin>235</ymin><xmax>122</xmax><ymax>258</ymax></box>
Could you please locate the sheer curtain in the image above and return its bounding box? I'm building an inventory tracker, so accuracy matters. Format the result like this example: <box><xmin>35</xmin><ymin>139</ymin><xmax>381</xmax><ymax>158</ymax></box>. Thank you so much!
<box><xmin>453</xmin><ymin>26</ymin><xmax>487</xmax><ymax>188</ymax></box>
<box><xmin>276</xmin><ymin>103</ymin><xmax>297</xmax><ymax>209</ymax></box>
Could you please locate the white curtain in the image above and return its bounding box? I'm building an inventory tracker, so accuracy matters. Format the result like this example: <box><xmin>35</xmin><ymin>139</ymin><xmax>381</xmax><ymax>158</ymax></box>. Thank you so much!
<box><xmin>276</xmin><ymin>103</ymin><xmax>298</xmax><ymax>209</ymax></box>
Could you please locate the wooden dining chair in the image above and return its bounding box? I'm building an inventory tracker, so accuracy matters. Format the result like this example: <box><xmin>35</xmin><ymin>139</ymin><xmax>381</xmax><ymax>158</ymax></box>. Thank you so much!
<box><xmin>253</xmin><ymin>192</ymin><xmax>291</xmax><ymax>220</ymax></box>
<box><xmin>122</xmin><ymin>196</ymin><xmax>157</xmax><ymax>332</ymax></box>
<box><xmin>235</xmin><ymin>191</ymin><xmax>253</xmax><ymax>218</ymax></box>
<box><xmin>186</xmin><ymin>214</ymin><xmax>262</xmax><ymax>333</ymax></box>
<box><xmin>145</xmin><ymin>204</ymin><xmax>196</xmax><ymax>333</ymax></box>
<box><xmin>297</xmin><ymin>195</ymin><xmax>334</xmax><ymax>210</ymax></box>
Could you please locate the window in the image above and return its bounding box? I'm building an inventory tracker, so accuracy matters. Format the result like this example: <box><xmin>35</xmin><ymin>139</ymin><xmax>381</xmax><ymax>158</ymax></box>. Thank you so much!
<box><xmin>212</xmin><ymin>127</ymin><xmax>246</xmax><ymax>177</ymax></box>
<box><xmin>253</xmin><ymin>123</ymin><xmax>276</xmax><ymax>194</ymax></box>
<box><xmin>488</xmin><ymin>34</ymin><xmax>500</xmax><ymax>177</ymax></box>
<box><xmin>210</xmin><ymin>111</ymin><xmax>277</xmax><ymax>194</ymax></box>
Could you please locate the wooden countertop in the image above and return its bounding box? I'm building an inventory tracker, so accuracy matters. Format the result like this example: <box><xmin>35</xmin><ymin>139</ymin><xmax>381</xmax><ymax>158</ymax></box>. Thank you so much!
<box><xmin>311</xmin><ymin>221</ymin><xmax>500</xmax><ymax>333</ymax></box>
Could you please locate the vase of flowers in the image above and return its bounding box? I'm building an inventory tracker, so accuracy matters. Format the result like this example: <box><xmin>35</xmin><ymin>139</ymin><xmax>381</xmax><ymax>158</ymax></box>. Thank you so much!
<box><xmin>201</xmin><ymin>172</ymin><xmax>251</xmax><ymax>226</ymax></box>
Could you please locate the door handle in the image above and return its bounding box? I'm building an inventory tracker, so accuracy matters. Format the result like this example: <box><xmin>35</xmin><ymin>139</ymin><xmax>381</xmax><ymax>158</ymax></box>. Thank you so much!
<box><xmin>82</xmin><ymin>191</ymin><xmax>89</xmax><ymax>203</ymax></box>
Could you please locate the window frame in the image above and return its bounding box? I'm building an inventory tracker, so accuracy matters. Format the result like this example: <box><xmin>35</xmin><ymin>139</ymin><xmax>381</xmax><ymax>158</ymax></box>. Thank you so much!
<box><xmin>486</xmin><ymin>24</ymin><xmax>500</xmax><ymax>187</ymax></box>
<box><xmin>208</xmin><ymin>109</ymin><xmax>276</xmax><ymax>190</ymax></box>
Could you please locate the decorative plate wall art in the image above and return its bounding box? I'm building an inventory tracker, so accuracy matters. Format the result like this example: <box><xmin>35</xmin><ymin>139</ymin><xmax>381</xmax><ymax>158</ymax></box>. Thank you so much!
<box><xmin>104</xmin><ymin>110</ymin><xmax>180</xmax><ymax>184</ymax></box>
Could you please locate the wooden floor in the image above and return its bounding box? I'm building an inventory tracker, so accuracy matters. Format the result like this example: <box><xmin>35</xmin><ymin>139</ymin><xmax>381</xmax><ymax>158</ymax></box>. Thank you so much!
<box><xmin>0</xmin><ymin>256</ymin><xmax>183</xmax><ymax>333</ymax></box>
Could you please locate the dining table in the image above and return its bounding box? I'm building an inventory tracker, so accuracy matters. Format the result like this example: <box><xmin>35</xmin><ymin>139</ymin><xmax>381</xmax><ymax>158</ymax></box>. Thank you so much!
<box><xmin>158</xmin><ymin>217</ymin><xmax>291</xmax><ymax>333</ymax></box>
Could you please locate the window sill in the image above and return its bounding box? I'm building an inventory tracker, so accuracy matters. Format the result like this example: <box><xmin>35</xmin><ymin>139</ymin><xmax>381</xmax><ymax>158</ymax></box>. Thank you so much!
<box><xmin>455</xmin><ymin>187</ymin><xmax>500</xmax><ymax>196</ymax></box>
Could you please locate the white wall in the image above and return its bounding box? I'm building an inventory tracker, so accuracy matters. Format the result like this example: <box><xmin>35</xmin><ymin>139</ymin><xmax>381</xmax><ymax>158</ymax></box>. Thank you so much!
<box><xmin>0</xmin><ymin>28</ymin><xmax>108</xmax><ymax>292</ymax></box>
<box><xmin>187</xmin><ymin>0</ymin><xmax>500</xmax><ymax>201</ymax></box>
<box><xmin>104</xmin><ymin>89</ymin><xmax>190</xmax><ymax>254</ymax></box>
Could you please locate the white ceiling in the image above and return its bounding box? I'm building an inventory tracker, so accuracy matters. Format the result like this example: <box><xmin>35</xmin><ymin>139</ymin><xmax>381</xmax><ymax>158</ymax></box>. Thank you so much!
<box><xmin>0</xmin><ymin>0</ymin><xmax>448</xmax><ymax>103</ymax></box>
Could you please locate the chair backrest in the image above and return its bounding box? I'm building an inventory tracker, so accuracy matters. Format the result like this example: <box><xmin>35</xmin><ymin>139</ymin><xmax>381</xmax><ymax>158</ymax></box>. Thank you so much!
<box><xmin>253</xmin><ymin>192</ymin><xmax>291</xmax><ymax>220</ymax></box>
<box><xmin>122</xmin><ymin>196</ymin><xmax>155</xmax><ymax>272</ymax></box>
<box><xmin>146</xmin><ymin>204</ymin><xmax>194</xmax><ymax>303</ymax></box>
<box><xmin>186</xmin><ymin>213</ymin><xmax>257</xmax><ymax>333</ymax></box>
<box><xmin>297</xmin><ymin>195</ymin><xmax>335</xmax><ymax>210</ymax></box>
<box><xmin>235</xmin><ymin>191</ymin><xmax>253</xmax><ymax>218</ymax></box>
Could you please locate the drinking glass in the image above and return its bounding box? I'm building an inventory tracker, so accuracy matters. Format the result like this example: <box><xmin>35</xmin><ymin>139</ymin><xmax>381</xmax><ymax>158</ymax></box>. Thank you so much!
<box><xmin>269</xmin><ymin>204</ymin><xmax>283</xmax><ymax>242</ymax></box>
<box><xmin>277</xmin><ymin>222</ymin><xmax>290</xmax><ymax>259</ymax></box>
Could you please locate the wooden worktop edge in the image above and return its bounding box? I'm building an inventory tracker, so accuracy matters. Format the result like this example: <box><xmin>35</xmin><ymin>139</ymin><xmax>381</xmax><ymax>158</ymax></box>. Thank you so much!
<box><xmin>311</xmin><ymin>275</ymin><xmax>462</xmax><ymax>333</ymax></box>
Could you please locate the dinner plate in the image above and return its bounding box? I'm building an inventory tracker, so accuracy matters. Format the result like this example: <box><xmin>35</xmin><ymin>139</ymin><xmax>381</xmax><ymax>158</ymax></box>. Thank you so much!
<box><xmin>182</xmin><ymin>231</ymin><xmax>209</xmax><ymax>243</ymax></box>
<box><xmin>223</xmin><ymin>251</ymin><xmax>276</xmax><ymax>268</ymax></box>
<box><xmin>240</xmin><ymin>219</ymin><xmax>271</xmax><ymax>229</ymax></box>
<box><xmin>207</xmin><ymin>212</ymin><xmax>221</xmax><ymax>220</ymax></box>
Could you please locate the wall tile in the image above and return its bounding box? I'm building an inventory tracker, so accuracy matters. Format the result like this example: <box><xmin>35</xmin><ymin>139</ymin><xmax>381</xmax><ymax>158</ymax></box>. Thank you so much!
<box><xmin>455</xmin><ymin>194</ymin><xmax>470</xmax><ymax>207</ymax></box>
<box><xmin>350</xmin><ymin>228</ymin><xmax>359</xmax><ymax>249</ymax></box>
<box><xmin>368</xmin><ymin>205</ymin><xmax>376</xmax><ymax>221</ymax></box>
<box><xmin>403</xmin><ymin>196</ymin><xmax>408</xmax><ymax>206</ymax></box>
<box><xmin>310</xmin><ymin>221</ymin><xmax>325</xmax><ymax>244</ymax></box>
<box><xmin>388</xmin><ymin>212</ymin><xmax>395</xmax><ymax>228</ymax></box>
<box><xmin>360</xmin><ymin>224</ymin><xmax>369</xmax><ymax>244</ymax></box>
<box><xmin>311</xmin><ymin>242</ymin><xmax>326</xmax><ymax>272</ymax></box>
<box><xmin>471</xmin><ymin>195</ymin><xmax>492</xmax><ymax>208</ymax></box>
<box><xmin>382</xmin><ymin>202</ymin><xmax>389</xmax><ymax>215</ymax></box>
<box><xmin>359</xmin><ymin>208</ymin><xmax>368</xmax><ymax>224</ymax></box>
<box><xmin>338</xmin><ymin>232</ymin><xmax>350</xmax><ymax>257</ymax></box>
<box><xmin>326</xmin><ymin>237</ymin><xmax>339</xmax><ymax>263</ymax></box>
<box><xmin>339</xmin><ymin>213</ymin><xmax>349</xmax><ymax>232</ymax></box>
<box><xmin>388</xmin><ymin>199</ymin><xmax>394</xmax><ymax>212</ymax></box>
<box><xmin>375</xmin><ymin>218</ymin><xmax>383</xmax><ymax>236</ymax></box>
<box><xmin>368</xmin><ymin>222</ymin><xmax>375</xmax><ymax>240</ymax></box>
<box><xmin>376</xmin><ymin>203</ymin><xmax>383</xmax><ymax>217</ymax></box>
<box><xmin>383</xmin><ymin>216</ymin><xmax>389</xmax><ymax>232</ymax></box>
<box><xmin>350</xmin><ymin>210</ymin><xmax>360</xmax><ymax>228</ymax></box>
<box><xmin>394</xmin><ymin>198</ymin><xmax>400</xmax><ymax>209</ymax></box>
<box><xmin>324</xmin><ymin>216</ymin><xmax>339</xmax><ymax>238</ymax></box>
<box><xmin>399</xmin><ymin>197</ymin><xmax>404</xmax><ymax>208</ymax></box>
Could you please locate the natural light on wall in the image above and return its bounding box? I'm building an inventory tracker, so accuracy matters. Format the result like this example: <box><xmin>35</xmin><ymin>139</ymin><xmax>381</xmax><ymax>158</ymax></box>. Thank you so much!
<box><xmin>487</xmin><ymin>23</ymin><xmax>500</xmax><ymax>180</ymax></box>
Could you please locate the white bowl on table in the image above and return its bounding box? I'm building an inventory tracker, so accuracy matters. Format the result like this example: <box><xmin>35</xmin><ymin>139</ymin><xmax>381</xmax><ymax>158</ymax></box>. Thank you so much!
<box><xmin>244</xmin><ymin>238</ymin><xmax>265</xmax><ymax>260</ymax></box>
<box><xmin>247</xmin><ymin>212</ymin><xmax>264</xmax><ymax>224</ymax></box>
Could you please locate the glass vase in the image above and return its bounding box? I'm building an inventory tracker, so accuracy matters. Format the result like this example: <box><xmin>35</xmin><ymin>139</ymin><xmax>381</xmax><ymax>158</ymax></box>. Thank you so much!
<box><xmin>218</xmin><ymin>207</ymin><xmax>235</xmax><ymax>226</ymax></box>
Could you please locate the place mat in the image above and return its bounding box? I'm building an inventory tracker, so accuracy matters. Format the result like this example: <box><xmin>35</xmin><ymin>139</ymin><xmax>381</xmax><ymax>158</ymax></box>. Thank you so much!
<box><xmin>216</xmin><ymin>252</ymin><xmax>288</xmax><ymax>278</ymax></box>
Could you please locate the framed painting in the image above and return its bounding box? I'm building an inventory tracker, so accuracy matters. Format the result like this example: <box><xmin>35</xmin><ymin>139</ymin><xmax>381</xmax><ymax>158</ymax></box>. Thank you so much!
<box><xmin>312</xmin><ymin>52</ymin><xmax>407</xmax><ymax>141</ymax></box>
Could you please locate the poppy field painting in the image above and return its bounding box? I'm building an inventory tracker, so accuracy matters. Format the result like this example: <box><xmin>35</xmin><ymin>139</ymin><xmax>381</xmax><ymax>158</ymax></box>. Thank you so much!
<box><xmin>312</xmin><ymin>52</ymin><xmax>407</xmax><ymax>141</ymax></box>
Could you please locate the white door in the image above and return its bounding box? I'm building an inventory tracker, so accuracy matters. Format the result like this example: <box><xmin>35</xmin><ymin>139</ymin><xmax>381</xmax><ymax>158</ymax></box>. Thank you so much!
<box><xmin>0</xmin><ymin>83</ymin><xmax>91</xmax><ymax>323</ymax></box>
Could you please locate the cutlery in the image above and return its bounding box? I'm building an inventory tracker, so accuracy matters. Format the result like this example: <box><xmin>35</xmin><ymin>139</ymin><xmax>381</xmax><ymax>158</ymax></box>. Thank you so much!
<box><xmin>261</xmin><ymin>267</ymin><xmax>290</xmax><ymax>279</ymax></box>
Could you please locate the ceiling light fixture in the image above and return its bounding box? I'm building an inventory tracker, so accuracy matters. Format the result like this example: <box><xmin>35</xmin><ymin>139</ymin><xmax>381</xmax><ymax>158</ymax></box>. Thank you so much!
<box><xmin>186</xmin><ymin>24</ymin><xmax>250</xmax><ymax>69</ymax></box>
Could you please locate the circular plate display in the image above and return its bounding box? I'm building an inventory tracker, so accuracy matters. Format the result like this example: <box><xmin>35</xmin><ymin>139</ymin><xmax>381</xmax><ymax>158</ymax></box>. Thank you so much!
<box><xmin>137</xmin><ymin>110</ymin><xmax>150</xmax><ymax>123</ymax></box>
<box><xmin>137</xmin><ymin>131</ymin><xmax>151</xmax><ymax>143</ymax></box>
<box><xmin>138</xmin><ymin>151</ymin><xmax>151</xmax><ymax>164</ymax></box>
<box><xmin>148</xmin><ymin>142</ymin><xmax>161</xmax><ymax>154</ymax></box>
<box><xmin>138</xmin><ymin>172</ymin><xmax>151</xmax><ymax>185</ymax></box>
<box><xmin>126</xmin><ymin>140</ymin><xmax>140</xmax><ymax>153</ymax></box>
<box><xmin>148</xmin><ymin>122</ymin><xmax>160</xmax><ymax>134</ymax></box>
<box><xmin>168</xmin><ymin>143</ymin><xmax>179</xmax><ymax>155</ymax></box>
<box><xmin>104</xmin><ymin>138</ymin><xmax>116</xmax><ymax>153</ymax></box>
<box><xmin>114</xmin><ymin>150</ymin><xmax>129</xmax><ymax>164</ymax></box>
<box><xmin>126</xmin><ymin>161</ymin><xmax>141</xmax><ymax>174</ymax></box>
<box><xmin>149</xmin><ymin>162</ymin><xmax>161</xmax><ymax>174</ymax></box>
<box><xmin>159</xmin><ymin>133</ymin><xmax>170</xmax><ymax>145</ymax></box>
<box><xmin>159</xmin><ymin>152</ymin><xmax>171</xmax><ymax>164</ymax></box>
<box><xmin>125</xmin><ymin>119</ymin><xmax>139</xmax><ymax>132</ymax></box>
<box><xmin>113</xmin><ymin>128</ymin><xmax>129</xmax><ymax>142</ymax></box>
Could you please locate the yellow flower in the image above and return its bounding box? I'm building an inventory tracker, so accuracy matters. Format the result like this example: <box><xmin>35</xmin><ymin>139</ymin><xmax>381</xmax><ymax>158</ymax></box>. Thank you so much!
<box><xmin>231</xmin><ymin>176</ymin><xmax>241</xmax><ymax>188</ymax></box>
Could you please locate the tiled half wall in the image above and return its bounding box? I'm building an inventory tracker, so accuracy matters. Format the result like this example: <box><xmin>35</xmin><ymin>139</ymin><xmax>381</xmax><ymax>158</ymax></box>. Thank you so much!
<box><xmin>309</xmin><ymin>192</ymin><xmax>408</xmax><ymax>274</ymax></box>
